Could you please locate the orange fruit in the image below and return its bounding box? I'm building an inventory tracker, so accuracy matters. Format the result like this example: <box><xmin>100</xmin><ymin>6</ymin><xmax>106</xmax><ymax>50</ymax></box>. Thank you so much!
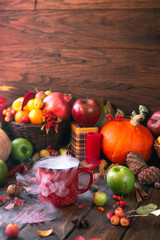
<box><xmin>12</xmin><ymin>97</ymin><xmax>28</xmax><ymax>111</ymax></box>
<box><xmin>15</xmin><ymin>110</ymin><xmax>29</xmax><ymax>123</ymax></box>
<box><xmin>27</xmin><ymin>99</ymin><xmax>35</xmax><ymax>111</ymax></box>
<box><xmin>29</xmin><ymin>109</ymin><xmax>44</xmax><ymax>124</ymax></box>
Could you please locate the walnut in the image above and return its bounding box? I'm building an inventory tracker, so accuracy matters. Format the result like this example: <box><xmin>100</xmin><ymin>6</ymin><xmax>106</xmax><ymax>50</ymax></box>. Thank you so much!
<box><xmin>7</xmin><ymin>184</ymin><xmax>19</xmax><ymax>197</ymax></box>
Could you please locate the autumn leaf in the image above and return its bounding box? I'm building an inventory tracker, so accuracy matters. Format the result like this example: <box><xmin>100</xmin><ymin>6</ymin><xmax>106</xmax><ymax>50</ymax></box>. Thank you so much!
<box><xmin>4</xmin><ymin>201</ymin><xmax>15</xmax><ymax>210</ymax></box>
<box><xmin>0</xmin><ymin>85</ymin><xmax>17</xmax><ymax>91</ymax></box>
<box><xmin>23</xmin><ymin>186</ymin><xmax>32</xmax><ymax>191</ymax></box>
<box><xmin>38</xmin><ymin>228</ymin><xmax>53</xmax><ymax>237</ymax></box>
<box><xmin>136</xmin><ymin>204</ymin><xmax>157</xmax><ymax>215</ymax></box>
<box><xmin>98</xmin><ymin>160</ymin><xmax>108</xmax><ymax>178</ymax></box>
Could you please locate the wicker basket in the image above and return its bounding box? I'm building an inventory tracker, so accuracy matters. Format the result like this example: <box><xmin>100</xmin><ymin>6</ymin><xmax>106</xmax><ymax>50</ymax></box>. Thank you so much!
<box><xmin>154</xmin><ymin>140</ymin><xmax>160</xmax><ymax>159</ymax></box>
<box><xmin>8</xmin><ymin>120</ymin><xmax>70</xmax><ymax>152</ymax></box>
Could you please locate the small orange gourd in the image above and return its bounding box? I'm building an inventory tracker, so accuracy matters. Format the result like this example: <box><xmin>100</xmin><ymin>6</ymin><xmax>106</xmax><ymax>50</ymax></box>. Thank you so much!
<box><xmin>100</xmin><ymin>114</ymin><xmax>154</xmax><ymax>164</ymax></box>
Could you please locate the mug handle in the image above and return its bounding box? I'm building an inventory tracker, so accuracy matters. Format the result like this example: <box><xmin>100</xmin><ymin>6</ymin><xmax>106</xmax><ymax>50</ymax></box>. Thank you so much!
<box><xmin>77</xmin><ymin>167</ymin><xmax>93</xmax><ymax>194</ymax></box>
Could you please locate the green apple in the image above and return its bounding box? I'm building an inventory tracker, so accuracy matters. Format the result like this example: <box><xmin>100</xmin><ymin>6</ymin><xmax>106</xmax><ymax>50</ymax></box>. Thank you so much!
<box><xmin>0</xmin><ymin>160</ymin><xmax>8</xmax><ymax>185</ymax></box>
<box><xmin>93</xmin><ymin>191</ymin><xmax>107</xmax><ymax>206</ymax></box>
<box><xmin>106</xmin><ymin>166</ymin><xmax>135</xmax><ymax>195</ymax></box>
<box><xmin>11</xmin><ymin>138</ymin><xmax>33</xmax><ymax>162</ymax></box>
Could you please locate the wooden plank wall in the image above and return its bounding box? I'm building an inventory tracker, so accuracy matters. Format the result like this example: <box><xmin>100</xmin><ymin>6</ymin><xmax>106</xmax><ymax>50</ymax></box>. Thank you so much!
<box><xmin>0</xmin><ymin>0</ymin><xmax>160</xmax><ymax>114</ymax></box>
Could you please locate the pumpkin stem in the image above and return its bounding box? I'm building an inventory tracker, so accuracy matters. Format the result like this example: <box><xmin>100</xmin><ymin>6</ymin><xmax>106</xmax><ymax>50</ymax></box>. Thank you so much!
<box><xmin>130</xmin><ymin>114</ymin><xmax>145</xmax><ymax>127</ymax></box>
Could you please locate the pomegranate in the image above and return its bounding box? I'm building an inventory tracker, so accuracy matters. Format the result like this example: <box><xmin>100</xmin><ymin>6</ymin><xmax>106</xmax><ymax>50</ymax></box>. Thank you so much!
<box><xmin>43</xmin><ymin>92</ymin><xmax>72</xmax><ymax>121</ymax></box>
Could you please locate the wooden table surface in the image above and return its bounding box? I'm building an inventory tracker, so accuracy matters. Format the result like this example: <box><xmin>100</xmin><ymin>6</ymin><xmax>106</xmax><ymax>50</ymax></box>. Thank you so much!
<box><xmin>0</xmin><ymin>170</ymin><xmax>159</xmax><ymax>240</ymax></box>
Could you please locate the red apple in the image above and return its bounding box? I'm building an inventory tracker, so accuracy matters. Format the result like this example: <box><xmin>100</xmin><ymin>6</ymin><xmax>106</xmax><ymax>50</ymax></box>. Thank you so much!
<box><xmin>5</xmin><ymin>223</ymin><xmax>19</xmax><ymax>238</ymax></box>
<box><xmin>72</xmin><ymin>99</ymin><xmax>100</xmax><ymax>127</ymax></box>
<box><xmin>147</xmin><ymin>111</ymin><xmax>160</xmax><ymax>136</ymax></box>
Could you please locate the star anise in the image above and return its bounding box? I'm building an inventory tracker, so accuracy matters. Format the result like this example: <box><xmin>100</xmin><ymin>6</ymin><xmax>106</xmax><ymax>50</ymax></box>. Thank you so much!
<box><xmin>72</xmin><ymin>217</ymin><xmax>89</xmax><ymax>228</ymax></box>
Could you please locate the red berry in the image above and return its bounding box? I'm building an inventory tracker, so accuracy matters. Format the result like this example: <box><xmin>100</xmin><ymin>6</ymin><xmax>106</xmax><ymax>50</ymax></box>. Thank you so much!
<box><xmin>101</xmin><ymin>207</ymin><xmax>104</xmax><ymax>212</ymax></box>
<box><xmin>112</xmin><ymin>195</ymin><xmax>118</xmax><ymax>200</ymax></box>
<box><xmin>123</xmin><ymin>202</ymin><xmax>126</xmax><ymax>207</ymax></box>
<box><xmin>117</xmin><ymin>196</ymin><xmax>121</xmax><ymax>201</ymax></box>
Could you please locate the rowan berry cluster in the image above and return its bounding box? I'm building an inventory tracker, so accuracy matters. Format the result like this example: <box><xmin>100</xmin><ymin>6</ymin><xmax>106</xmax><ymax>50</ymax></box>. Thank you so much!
<box><xmin>112</xmin><ymin>195</ymin><xmax>126</xmax><ymax>208</ymax></box>
<box><xmin>106</xmin><ymin>112</ymin><xmax>124</xmax><ymax>121</ymax></box>
<box><xmin>47</xmin><ymin>145</ymin><xmax>59</xmax><ymax>156</ymax></box>
<box><xmin>14</xmin><ymin>197</ymin><xmax>25</xmax><ymax>206</ymax></box>
<box><xmin>98</xmin><ymin>206</ymin><xmax>105</xmax><ymax>212</ymax></box>
<box><xmin>43</xmin><ymin>110</ymin><xmax>58</xmax><ymax>129</ymax></box>
<box><xmin>0</xmin><ymin>196</ymin><xmax>11</xmax><ymax>202</ymax></box>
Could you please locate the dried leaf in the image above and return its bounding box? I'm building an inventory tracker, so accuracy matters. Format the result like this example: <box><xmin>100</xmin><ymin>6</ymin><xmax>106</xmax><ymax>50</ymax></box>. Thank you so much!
<box><xmin>99</xmin><ymin>160</ymin><xmax>108</xmax><ymax>177</ymax></box>
<box><xmin>38</xmin><ymin>228</ymin><xmax>53</xmax><ymax>237</ymax></box>
<box><xmin>57</xmin><ymin>117</ymin><xmax>62</xmax><ymax>123</ymax></box>
<box><xmin>0</xmin><ymin>85</ymin><xmax>17</xmax><ymax>91</ymax></box>
<box><xmin>93</xmin><ymin>97</ymin><xmax>108</xmax><ymax>127</ymax></box>
<box><xmin>78</xmin><ymin>204</ymin><xmax>86</xmax><ymax>209</ymax></box>
<box><xmin>150</xmin><ymin>209</ymin><xmax>160</xmax><ymax>216</ymax></box>
<box><xmin>106</xmin><ymin>101</ymin><xmax>115</xmax><ymax>116</ymax></box>
<box><xmin>23</xmin><ymin>186</ymin><xmax>32</xmax><ymax>191</ymax></box>
<box><xmin>46</xmin><ymin>127</ymin><xmax>50</xmax><ymax>134</ymax></box>
<box><xmin>99</xmin><ymin>161</ymin><xmax>119</xmax><ymax>178</ymax></box>
<box><xmin>88</xmin><ymin>238</ymin><xmax>102</xmax><ymax>240</ymax></box>
<box><xmin>136</xmin><ymin>204</ymin><xmax>157</xmax><ymax>215</ymax></box>
<box><xmin>4</xmin><ymin>201</ymin><xmax>15</xmax><ymax>210</ymax></box>
<box><xmin>105</xmin><ymin>163</ymin><xmax>119</xmax><ymax>175</ymax></box>
<box><xmin>54</xmin><ymin>124</ymin><xmax>58</xmax><ymax>134</ymax></box>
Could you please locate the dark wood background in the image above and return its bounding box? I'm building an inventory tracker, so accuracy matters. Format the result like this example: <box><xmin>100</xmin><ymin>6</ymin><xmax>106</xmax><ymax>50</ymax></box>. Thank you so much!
<box><xmin>0</xmin><ymin>0</ymin><xmax>160</xmax><ymax>114</ymax></box>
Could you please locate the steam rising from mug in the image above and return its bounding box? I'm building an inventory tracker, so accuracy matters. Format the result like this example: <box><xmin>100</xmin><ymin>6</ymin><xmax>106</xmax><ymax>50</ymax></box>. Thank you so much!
<box><xmin>38</xmin><ymin>155</ymin><xmax>79</xmax><ymax>170</ymax></box>
<box><xmin>16</xmin><ymin>155</ymin><xmax>93</xmax><ymax>206</ymax></box>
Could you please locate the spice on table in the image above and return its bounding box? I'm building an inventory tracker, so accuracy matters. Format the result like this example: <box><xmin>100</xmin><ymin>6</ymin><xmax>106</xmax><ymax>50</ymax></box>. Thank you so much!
<box><xmin>134</xmin><ymin>182</ymin><xmax>149</xmax><ymax>200</ymax></box>
<box><xmin>7</xmin><ymin>184</ymin><xmax>20</xmax><ymax>197</ymax></box>
<box><xmin>72</xmin><ymin>217</ymin><xmax>89</xmax><ymax>228</ymax></box>
<box><xmin>8</xmin><ymin>165</ymin><xmax>24</xmax><ymax>176</ymax></box>
<box><xmin>136</xmin><ymin>189</ymin><xmax>143</xmax><ymax>203</ymax></box>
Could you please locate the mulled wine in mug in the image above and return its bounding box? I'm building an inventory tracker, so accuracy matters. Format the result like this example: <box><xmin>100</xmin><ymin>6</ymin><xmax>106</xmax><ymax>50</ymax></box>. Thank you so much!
<box><xmin>38</xmin><ymin>156</ymin><xmax>93</xmax><ymax>206</ymax></box>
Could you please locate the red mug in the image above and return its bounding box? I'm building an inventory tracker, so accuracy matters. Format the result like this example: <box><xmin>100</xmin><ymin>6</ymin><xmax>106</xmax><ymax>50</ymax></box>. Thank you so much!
<box><xmin>38</xmin><ymin>156</ymin><xmax>93</xmax><ymax>206</ymax></box>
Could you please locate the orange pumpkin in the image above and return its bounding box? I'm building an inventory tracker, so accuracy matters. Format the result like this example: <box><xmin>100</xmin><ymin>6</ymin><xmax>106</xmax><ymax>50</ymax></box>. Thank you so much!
<box><xmin>100</xmin><ymin>114</ymin><xmax>154</xmax><ymax>164</ymax></box>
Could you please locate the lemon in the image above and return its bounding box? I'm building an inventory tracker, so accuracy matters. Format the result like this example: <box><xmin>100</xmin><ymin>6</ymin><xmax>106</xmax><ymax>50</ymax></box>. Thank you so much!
<box><xmin>12</xmin><ymin>97</ymin><xmax>28</xmax><ymax>111</ymax></box>
<box><xmin>0</xmin><ymin>160</ymin><xmax>8</xmax><ymax>185</ymax></box>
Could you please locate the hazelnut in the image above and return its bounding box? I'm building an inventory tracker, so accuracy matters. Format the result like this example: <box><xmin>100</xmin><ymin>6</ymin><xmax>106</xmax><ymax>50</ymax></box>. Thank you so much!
<box><xmin>7</xmin><ymin>184</ymin><xmax>19</xmax><ymax>197</ymax></box>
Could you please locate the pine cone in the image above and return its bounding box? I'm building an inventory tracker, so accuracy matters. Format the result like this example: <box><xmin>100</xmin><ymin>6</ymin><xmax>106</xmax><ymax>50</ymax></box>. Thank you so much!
<box><xmin>126</xmin><ymin>152</ymin><xmax>147</xmax><ymax>175</ymax></box>
<box><xmin>138</xmin><ymin>166</ymin><xmax>160</xmax><ymax>185</ymax></box>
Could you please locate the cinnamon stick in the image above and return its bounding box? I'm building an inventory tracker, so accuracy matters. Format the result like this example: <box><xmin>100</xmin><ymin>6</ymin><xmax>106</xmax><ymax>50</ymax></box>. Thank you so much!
<box><xmin>135</xmin><ymin>182</ymin><xmax>149</xmax><ymax>200</ymax></box>
<box><xmin>136</xmin><ymin>189</ymin><xmax>143</xmax><ymax>203</ymax></box>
